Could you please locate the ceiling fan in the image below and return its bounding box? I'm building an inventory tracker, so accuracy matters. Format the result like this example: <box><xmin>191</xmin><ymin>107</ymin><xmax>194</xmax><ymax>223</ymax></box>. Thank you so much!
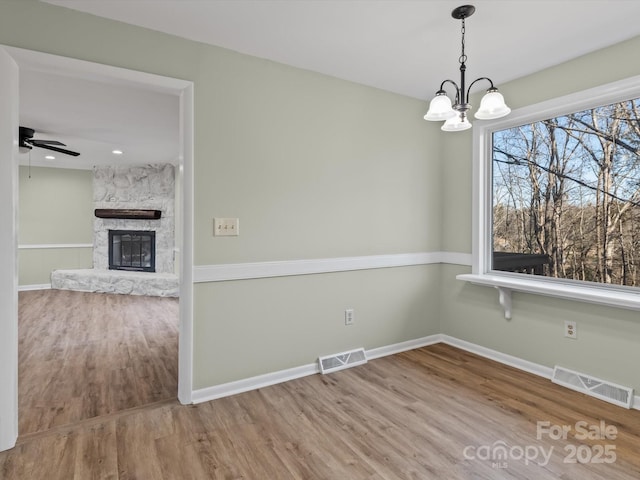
<box><xmin>19</xmin><ymin>126</ymin><xmax>80</xmax><ymax>157</ymax></box>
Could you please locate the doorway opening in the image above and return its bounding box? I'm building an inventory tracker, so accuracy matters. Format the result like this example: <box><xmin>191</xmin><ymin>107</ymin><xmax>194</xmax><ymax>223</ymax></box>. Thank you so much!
<box><xmin>1</xmin><ymin>45</ymin><xmax>194</xmax><ymax>444</ymax></box>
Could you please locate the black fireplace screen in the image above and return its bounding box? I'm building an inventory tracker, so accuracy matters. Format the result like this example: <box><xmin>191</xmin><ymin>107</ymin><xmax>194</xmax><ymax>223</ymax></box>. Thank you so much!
<box><xmin>108</xmin><ymin>230</ymin><xmax>156</xmax><ymax>272</ymax></box>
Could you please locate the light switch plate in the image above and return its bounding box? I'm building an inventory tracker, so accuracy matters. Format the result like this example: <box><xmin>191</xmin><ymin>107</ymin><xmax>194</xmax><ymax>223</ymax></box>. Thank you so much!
<box><xmin>214</xmin><ymin>217</ymin><xmax>239</xmax><ymax>236</ymax></box>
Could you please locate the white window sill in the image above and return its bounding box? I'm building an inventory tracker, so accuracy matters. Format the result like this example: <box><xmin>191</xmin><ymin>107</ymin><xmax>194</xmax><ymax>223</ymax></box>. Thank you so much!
<box><xmin>456</xmin><ymin>273</ymin><xmax>640</xmax><ymax>319</ymax></box>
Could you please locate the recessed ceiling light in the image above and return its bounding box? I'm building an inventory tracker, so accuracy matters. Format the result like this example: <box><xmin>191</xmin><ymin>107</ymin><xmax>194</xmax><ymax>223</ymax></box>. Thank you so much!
<box><xmin>112</xmin><ymin>149</ymin><xmax>123</xmax><ymax>155</ymax></box>
<box><xmin>45</xmin><ymin>155</ymin><xmax>55</xmax><ymax>160</ymax></box>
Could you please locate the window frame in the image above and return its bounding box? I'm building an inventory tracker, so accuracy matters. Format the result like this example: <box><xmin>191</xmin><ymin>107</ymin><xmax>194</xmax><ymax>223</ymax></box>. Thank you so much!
<box><xmin>457</xmin><ymin>74</ymin><xmax>640</xmax><ymax>318</ymax></box>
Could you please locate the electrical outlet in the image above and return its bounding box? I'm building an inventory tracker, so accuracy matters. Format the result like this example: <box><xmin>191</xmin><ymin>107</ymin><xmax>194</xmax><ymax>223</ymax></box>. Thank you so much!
<box><xmin>344</xmin><ymin>309</ymin><xmax>354</xmax><ymax>326</ymax></box>
<box><xmin>564</xmin><ymin>320</ymin><xmax>577</xmax><ymax>339</ymax></box>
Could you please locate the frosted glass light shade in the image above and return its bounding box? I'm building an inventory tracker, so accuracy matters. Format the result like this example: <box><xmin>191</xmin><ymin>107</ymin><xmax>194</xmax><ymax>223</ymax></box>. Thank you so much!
<box><xmin>424</xmin><ymin>92</ymin><xmax>456</xmax><ymax>121</ymax></box>
<box><xmin>441</xmin><ymin>114</ymin><xmax>472</xmax><ymax>132</ymax></box>
<box><xmin>475</xmin><ymin>90</ymin><xmax>511</xmax><ymax>119</ymax></box>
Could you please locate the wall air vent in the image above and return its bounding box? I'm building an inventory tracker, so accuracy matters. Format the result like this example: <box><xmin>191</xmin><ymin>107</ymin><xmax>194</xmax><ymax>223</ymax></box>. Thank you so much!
<box><xmin>552</xmin><ymin>366</ymin><xmax>633</xmax><ymax>409</ymax></box>
<box><xmin>318</xmin><ymin>348</ymin><xmax>367</xmax><ymax>374</ymax></box>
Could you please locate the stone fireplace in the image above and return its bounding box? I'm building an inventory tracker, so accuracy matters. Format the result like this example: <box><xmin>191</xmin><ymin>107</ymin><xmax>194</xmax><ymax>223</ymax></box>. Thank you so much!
<box><xmin>93</xmin><ymin>164</ymin><xmax>175</xmax><ymax>273</ymax></box>
<box><xmin>51</xmin><ymin>164</ymin><xmax>179</xmax><ymax>297</ymax></box>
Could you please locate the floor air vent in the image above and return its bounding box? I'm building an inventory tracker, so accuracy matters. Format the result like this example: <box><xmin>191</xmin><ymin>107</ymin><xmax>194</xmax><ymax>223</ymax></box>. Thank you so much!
<box><xmin>319</xmin><ymin>348</ymin><xmax>367</xmax><ymax>374</ymax></box>
<box><xmin>552</xmin><ymin>366</ymin><xmax>633</xmax><ymax>409</ymax></box>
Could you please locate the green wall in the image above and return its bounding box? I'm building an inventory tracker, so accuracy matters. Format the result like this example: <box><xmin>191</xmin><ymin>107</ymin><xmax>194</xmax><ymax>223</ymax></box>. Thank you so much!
<box><xmin>0</xmin><ymin>1</ymin><xmax>440</xmax><ymax>388</ymax></box>
<box><xmin>18</xmin><ymin>166</ymin><xmax>93</xmax><ymax>285</ymax></box>
<box><xmin>195</xmin><ymin>265</ymin><xmax>441</xmax><ymax>387</ymax></box>
<box><xmin>440</xmin><ymin>36</ymin><xmax>640</xmax><ymax>392</ymax></box>
<box><xmin>192</xmin><ymin>51</ymin><xmax>438</xmax><ymax>264</ymax></box>
<box><xmin>187</xmin><ymin>48</ymin><xmax>440</xmax><ymax>384</ymax></box>
<box><xmin>3</xmin><ymin>1</ymin><xmax>639</xmax><ymax>395</ymax></box>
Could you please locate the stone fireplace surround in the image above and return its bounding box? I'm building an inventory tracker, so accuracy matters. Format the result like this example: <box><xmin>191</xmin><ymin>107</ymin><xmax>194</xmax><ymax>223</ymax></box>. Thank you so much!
<box><xmin>51</xmin><ymin>164</ymin><xmax>179</xmax><ymax>297</ymax></box>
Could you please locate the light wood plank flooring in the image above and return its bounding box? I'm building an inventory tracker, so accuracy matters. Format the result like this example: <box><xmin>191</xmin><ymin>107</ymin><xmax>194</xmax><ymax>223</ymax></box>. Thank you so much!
<box><xmin>18</xmin><ymin>289</ymin><xmax>179</xmax><ymax>435</ymax></box>
<box><xmin>3</xmin><ymin>343</ymin><xmax>639</xmax><ymax>479</ymax></box>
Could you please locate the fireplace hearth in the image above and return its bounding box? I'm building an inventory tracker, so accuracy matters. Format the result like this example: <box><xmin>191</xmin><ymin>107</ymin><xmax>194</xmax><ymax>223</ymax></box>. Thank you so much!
<box><xmin>109</xmin><ymin>230</ymin><xmax>156</xmax><ymax>272</ymax></box>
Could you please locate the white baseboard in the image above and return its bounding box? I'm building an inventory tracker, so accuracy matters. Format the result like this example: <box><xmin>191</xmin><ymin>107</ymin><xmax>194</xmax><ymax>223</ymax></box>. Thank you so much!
<box><xmin>191</xmin><ymin>334</ymin><xmax>443</xmax><ymax>404</ymax></box>
<box><xmin>191</xmin><ymin>363</ymin><xmax>320</xmax><ymax>404</ymax></box>
<box><xmin>440</xmin><ymin>335</ymin><xmax>554</xmax><ymax>379</ymax></box>
<box><xmin>365</xmin><ymin>334</ymin><xmax>443</xmax><ymax>360</ymax></box>
<box><xmin>18</xmin><ymin>283</ymin><xmax>51</xmax><ymax>292</ymax></box>
<box><xmin>191</xmin><ymin>333</ymin><xmax>640</xmax><ymax>411</ymax></box>
<box><xmin>439</xmin><ymin>335</ymin><xmax>640</xmax><ymax>411</ymax></box>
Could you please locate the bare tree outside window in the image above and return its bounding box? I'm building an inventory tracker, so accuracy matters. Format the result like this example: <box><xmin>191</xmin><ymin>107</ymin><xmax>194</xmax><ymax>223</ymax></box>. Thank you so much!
<box><xmin>492</xmin><ymin>97</ymin><xmax>640</xmax><ymax>287</ymax></box>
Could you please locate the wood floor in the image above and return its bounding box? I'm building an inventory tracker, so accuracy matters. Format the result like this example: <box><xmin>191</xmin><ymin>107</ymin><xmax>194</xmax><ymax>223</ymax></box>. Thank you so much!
<box><xmin>18</xmin><ymin>289</ymin><xmax>179</xmax><ymax>435</ymax></box>
<box><xmin>3</xmin><ymin>342</ymin><xmax>640</xmax><ymax>479</ymax></box>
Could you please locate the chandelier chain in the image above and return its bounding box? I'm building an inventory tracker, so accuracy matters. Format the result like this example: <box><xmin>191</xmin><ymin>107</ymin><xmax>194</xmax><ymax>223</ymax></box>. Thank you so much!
<box><xmin>459</xmin><ymin>17</ymin><xmax>467</xmax><ymax>65</ymax></box>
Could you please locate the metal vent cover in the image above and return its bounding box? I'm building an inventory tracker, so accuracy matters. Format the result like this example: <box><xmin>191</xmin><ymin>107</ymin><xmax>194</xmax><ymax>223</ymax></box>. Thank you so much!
<box><xmin>552</xmin><ymin>366</ymin><xmax>633</xmax><ymax>409</ymax></box>
<box><xmin>318</xmin><ymin>348</ymin><xmax>367</xmax><ymax>374</ymax></box>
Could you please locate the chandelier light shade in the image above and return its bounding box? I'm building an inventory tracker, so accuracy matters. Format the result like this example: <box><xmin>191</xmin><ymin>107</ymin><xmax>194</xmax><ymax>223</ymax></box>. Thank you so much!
<box><xmin>423</xmin><ymin>92</ymin><xmax>456</xmax><ymax>121</ymax></box>
<box><xmin>442</xmin><ymin>113</ymin><xmax>472</xmax><ymax>132</ymax></box>
<box><xmin>423</xmin><ymin>5</ymin><xmax>510</xmax><ymax>131</ymax></box>
<box><xmin>474</xmin><ymin>89</ymin><xmax>511</xmax><ymax>119</ymax></box>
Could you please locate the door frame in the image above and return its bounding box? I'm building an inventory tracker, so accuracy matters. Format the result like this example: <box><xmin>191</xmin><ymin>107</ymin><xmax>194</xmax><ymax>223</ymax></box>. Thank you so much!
<box><xmin>0</xmin><ymin>47</ymin><xmax>19</xmax><ymax>452</ymax></box>
<box><xmin>0</xmin><ymin>45</ymin><xmax>194</xmax><ymax>450</ymax></box>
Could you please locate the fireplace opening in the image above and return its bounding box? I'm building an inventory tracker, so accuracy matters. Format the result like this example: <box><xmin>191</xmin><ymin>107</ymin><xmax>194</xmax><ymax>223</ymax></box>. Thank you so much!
<box><xmin>108</xmin><ymin>230</ymin><xmax>156</xmax><ymax>272</ymax></box>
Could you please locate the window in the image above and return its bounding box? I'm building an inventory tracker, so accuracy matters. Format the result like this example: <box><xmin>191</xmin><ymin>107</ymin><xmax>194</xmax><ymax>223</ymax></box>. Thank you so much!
<box><xmin>458</xmin><ymin>75</ymin><xmax>640</xmax><ymax>317</ymax></box>
<box><xmin>492</xmin><ymin>98</ymin><xmax>640</xmax><ymax>286</ymax></box>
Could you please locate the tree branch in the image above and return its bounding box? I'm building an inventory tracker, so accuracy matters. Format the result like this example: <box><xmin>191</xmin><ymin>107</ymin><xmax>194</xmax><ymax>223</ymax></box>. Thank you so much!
<box><xmin>493</xmin><ymin>147</ymin><xmax>640</xmax><ymax>207</ymax></box>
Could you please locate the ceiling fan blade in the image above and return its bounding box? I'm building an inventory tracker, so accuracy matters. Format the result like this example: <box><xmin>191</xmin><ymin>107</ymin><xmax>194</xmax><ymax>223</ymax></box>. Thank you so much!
<box><xmin>30</xmin><ymin>139</ymin><xmax>67</xmax><ymax>146</ymax></box>
<box><xmin>34</xmin><ymin>144</ymin><xmax>81</xmax><ymax>157</ymax></box>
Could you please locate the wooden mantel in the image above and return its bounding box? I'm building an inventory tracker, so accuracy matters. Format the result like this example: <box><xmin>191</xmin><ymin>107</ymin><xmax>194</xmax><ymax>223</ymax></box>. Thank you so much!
<box><xmin>94</xmin><ymin>209</ymin><xmax>162</xmax><ymax>220</ymax></box>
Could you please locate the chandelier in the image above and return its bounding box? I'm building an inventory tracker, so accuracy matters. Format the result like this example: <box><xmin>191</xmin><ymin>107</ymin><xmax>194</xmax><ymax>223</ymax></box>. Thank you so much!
<box><xmin>423</xmin><ymin>5</ymin><xmax>510</xmax><ymax>131</ymax></box>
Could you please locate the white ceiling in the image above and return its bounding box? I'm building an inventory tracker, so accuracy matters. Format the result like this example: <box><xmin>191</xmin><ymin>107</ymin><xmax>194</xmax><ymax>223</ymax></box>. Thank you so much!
<box><xmin>43</xmin><ymin>0</ymin><xmax>640</xmax><ymax>100</ymax></box>
<box><xmin>12</xmin><ymin>45</ymin><xmax>180</xmax><ymax>170</ymax></box>
<box><xmin>18</xmin><ymin>68</ymin><xmax>180</xmax><ymax>169</ymax></box>
<box><xmin>17</xmin><ymin>1</ymin><xmax>640</xmax><ymax>169</ymax></box>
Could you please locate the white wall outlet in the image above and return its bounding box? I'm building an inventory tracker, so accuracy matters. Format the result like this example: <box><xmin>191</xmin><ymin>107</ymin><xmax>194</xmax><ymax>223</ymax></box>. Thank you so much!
<box><xmin>214</xmin><ymin>217</ymin><xmax>239</xmax><ymax>236</ymax></box>
<box><xmin>564</xmin><ymin>320</ymin><xmax>577</xmax><ymax>339</ymax></box>
<box><xmin>344</xmin><ymin>308</ymin><xmax>354</xmax><ymax>326</ymax></box>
